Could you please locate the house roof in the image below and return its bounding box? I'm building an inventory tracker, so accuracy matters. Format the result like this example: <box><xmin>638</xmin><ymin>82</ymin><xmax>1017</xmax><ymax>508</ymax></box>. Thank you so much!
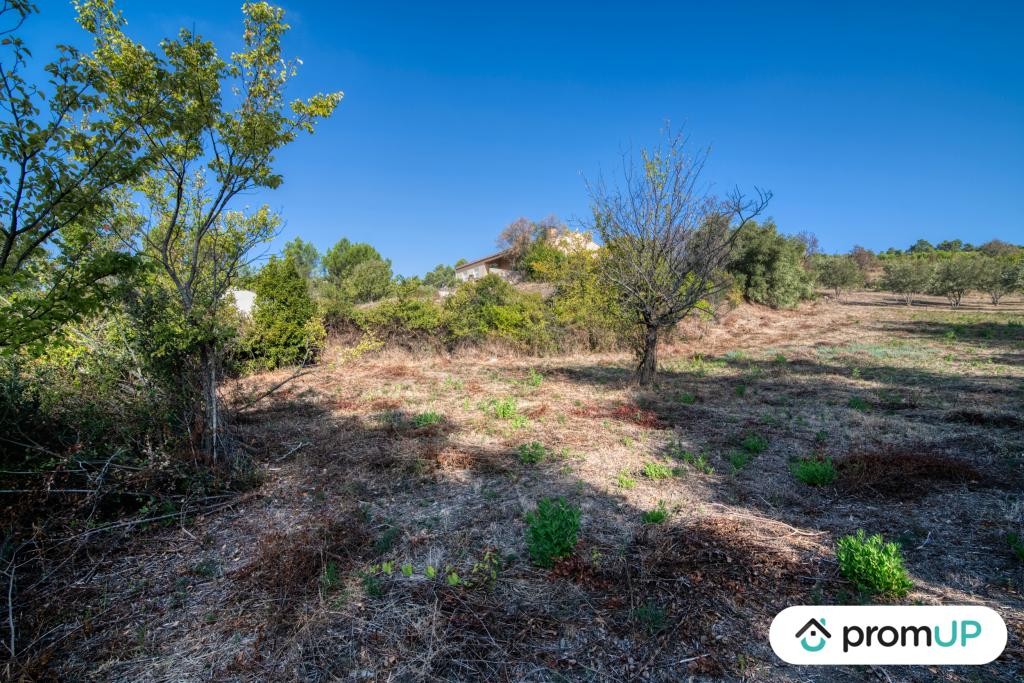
<box><xmin>454</xmin><ymin>249</ymin><xmax>511</xmax><ymax>271</ymax></box>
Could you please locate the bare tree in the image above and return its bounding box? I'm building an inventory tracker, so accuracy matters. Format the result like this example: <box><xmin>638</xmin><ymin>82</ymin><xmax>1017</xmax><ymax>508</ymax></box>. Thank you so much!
<box><xmin>586</xmin><ymin>130</ymin><xmax>770</xmax><ymax>385</ymax></box>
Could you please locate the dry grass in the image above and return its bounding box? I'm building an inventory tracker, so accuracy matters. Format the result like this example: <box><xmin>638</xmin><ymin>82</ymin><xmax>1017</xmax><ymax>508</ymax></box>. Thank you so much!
<box><xmin>9</xmin><ymin>291</ymin><xmax>1024</xmax><ymax>681</ymax></box>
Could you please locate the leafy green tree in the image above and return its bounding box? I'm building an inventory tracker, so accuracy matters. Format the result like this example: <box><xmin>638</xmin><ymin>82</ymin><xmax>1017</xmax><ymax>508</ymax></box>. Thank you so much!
<box><xmin>346</xmin><ymin>258</ymin><xmax>393</xmax><ymax>303</ymax></box>
<box><xmin>0</xmin><ymin>2</ymin><xmax>158</xmax><ymax>347</ymax></box>
<box><xmin>881</xmin><ymin>257</ymin><xmax>934</xmax><ymax>305</ymax></box>
<box><xmin>930</xmin><ymin>253</ymin><xmax>982</xmax><ymax>308</ymax></box>
<box><xmin>978</xmin><ymin>239</ymin><xmax>1019</xmax><ymax>257</ymax></box>
<box><xmin>936</xmin><ymin>239</ymin><xmax>965</xmax><ymax>252</ymax></box>
<box><xmin>907</xmin><ymin>239</ymin><xmax>934</xmax><ymax>254</ymax></box>
<box><xmin>323</xmin><ymin>239</ymin><xmax>386</xmax><ymax>283</ymax></box>
<box><xmin>976</xmin><ymin>255</ymin><xmax>1022</xmax><ymax>305</ymax></box>
<box><xmin>243</xmin><ymin>255</ymin><xmax>324</xmax><ymax>369</ymax></box>
<box><xmin>729</xmin><ymin>220</ymin><xmax>813</xmax><ymax>308</ymax></box>
<box><xmin>82</xmin><ymin>0</ymin><xmax>341</xmax><ymax>459</ymax></box>
<box><xmin>814</xmin><ymin>254</ymin><xmax>864</xmax><ymax>300</ymax></box>
<box><xmin>422</xmin><ymin>263</ymin><xmax>456</xmax><ymax>290</ymax></box>
<box><xmin>282</xmin><ymin>237</ymin><xmax>321</xmax><ymax>282</ymax></box>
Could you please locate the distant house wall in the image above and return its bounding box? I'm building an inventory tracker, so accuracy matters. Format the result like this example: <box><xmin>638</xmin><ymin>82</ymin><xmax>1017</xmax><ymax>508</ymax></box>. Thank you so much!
<box><xmin>229</xmin><ymin>289</ymin><xmax>257</xmax><ymax>316</ymax></box>
<box><xmin>454</xmin><ymin>250</ymin><xmax>515</xmax><ymax>282</ymax></box>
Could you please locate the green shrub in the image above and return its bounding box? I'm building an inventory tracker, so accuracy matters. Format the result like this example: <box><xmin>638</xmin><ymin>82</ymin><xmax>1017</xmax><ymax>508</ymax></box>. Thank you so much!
<box><xmin>791</xmin><ymin>457</ymin><xmax>836</xmax><ymax>485</ymax></box>
<box><xmin>641</xmin><ymin>501</ymin><xmax>669</xmax><ymax>524</ymax></box>
<box><xmin>740</xmin><ymin>433</ymin><xmax>768</xmax><ymax>454</ymax></box>
<box><xmin>412</xmin><ymin>411</ymin><xmax>443</xmax><ymax>427</ymax></box>
<box><xmin>1008</xmin><ymin>533</ymin><xmax>1024</xmax><ymax>562</ymax></box>
<box><xmin>525</xmin><ymin>497</ymin><xmax>581</xmax><ymax>568</ymax></box>
<box><xmin>481</xmin><ymin>396</ymin><xmax>527</xmax><ymax>429</ymax></box>
<box><xmin>676</xmin><ymin>392</ymin><xmax>696</xmax><ymax>405</ymax></box>
<box><xmin>728</xmin><ymin>450</ymin><xmax>752</xmax><ymax>472</ymax></box>
<box><xmin>668</xmin><ymin>444</ymin><xmax>715</xmax><ymax>475</ymax></box>
<box><xmin>615</xmin><ymin>470</ymin><xmax>637</xmax><ymax>489</ymax></box>
<box><xmin>847</xmin><ymin>397</ymin><xmax>870</xmax><ymax>411</ymax></box>
<box><xmin>351</xmin><ymin>285</ymin><xmax>443</xmax><ymax>344</ymax></box>
<box><xmin>642</xmin><ymin>461</ymin><xmax>673</xmax><ymax>480</ymax></box>
<box><xmin>517</xmin><ymin>441</ymin><xmax>548</xmax><ymax>464</ymax></box>
<box><xmin>631</xmin><ymin>600</ymin><xmax>667</xmax><ymax>634</ymax></box>
<box><xmin>242</xmin><ymin>255</ymin><xmax>325</xmax><ymax>371</ymax></box>
<box><xmin>836</xmin><ymin>530</ymin><xmax>913</xmax><ymax>597</ymax></box>
<box><xmin>443</xmin><ymin>274</ymin><xmax>552</xmax><ymax>351</ymax></box>
<box><xmin>728</xmin><ymin>220</ymin><xmax>815</xmax><ymax>309</ymax></box>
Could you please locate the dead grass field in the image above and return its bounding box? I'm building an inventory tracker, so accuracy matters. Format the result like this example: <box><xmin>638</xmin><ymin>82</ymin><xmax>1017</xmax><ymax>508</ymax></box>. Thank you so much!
<box><xmin>17</xmin><ymin>291</ymin><xmax>1024</xmax><ymax>681</ymax></box>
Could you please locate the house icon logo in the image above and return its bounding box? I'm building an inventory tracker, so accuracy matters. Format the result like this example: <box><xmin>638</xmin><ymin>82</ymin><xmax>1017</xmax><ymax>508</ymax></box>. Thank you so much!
<box><xmin>795</xmin><ymin>618</ymin><xmax>831</xmax><ymax>652</ymax></box>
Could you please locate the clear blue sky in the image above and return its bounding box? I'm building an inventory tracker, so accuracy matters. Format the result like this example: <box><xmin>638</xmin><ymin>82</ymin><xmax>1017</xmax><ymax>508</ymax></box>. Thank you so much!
<box><xmin>22</xmin><ymin>1</ymin><xmax>1024</xmax><ymax>276</ymax></box>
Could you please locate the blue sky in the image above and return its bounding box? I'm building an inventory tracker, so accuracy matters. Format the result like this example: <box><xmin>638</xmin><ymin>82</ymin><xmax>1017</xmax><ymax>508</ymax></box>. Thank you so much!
<box><xmin>22</xmin><ymin>1</ymin><xmax>1024</xmax><ymax>276</ymax></box>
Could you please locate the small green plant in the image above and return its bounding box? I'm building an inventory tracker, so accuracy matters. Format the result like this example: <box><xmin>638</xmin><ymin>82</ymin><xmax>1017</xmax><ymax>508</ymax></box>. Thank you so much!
<box><xmin>525</xmin><ymin>368</ymin><xmax>543</xmax><ymax>387</ymax></box>
<box><xmin>615</xmin><ymin>469</ymin><xmax>637</xmax><ymax>489</ymax></box>
<box><xmin>425</xmin><ymin>565</ymin><xmax>438</xmax><ymax>579</ymax></box>
<box><xmin>671</xmin><ymin>446</ymin><xmax>715</xmax><ymax>475</ymax></box>
<box><xmin>847</xmin><ymin>396</ymin><xmax>870</xmax><ymax>412</ymax></box>
<box><xmin>517</xmin><ymin>441</ymin><xmax>548</xmax><ymax>464</ymax></box>
<box><xmin>631</xmin><ymin>600</ymin><xmax>667</xmax><ymax>634</ymax></box>
<box><xmin>441</xmin><ymin>376</ymin><xmax>464</xmax><ymax>391</ymax></box>
<box><xmin>740</xmin><ymin>433</ymin><xmax>768</xmax><ymax>454</ymax></box>
<box><xmin>728</xmin><ymin>449</ymin><xmax>752</xmax><ymax>472</ymax></box>
<box><xmin>380</xmin><ymin>561</ymin><xmax>394</xmax><ymax>575</ymax></box>
<box><xmin>1008</xmin><ymin>533</ymin><xmax>1024</xmax><ymax>562</ymax></box>
<box><xmin>361</xmin><ymin>572</ymin><xmax>383</xmax><ymax>597</ymax></box>
<box><xmin>375</xmin><ymin>526</ymin><xmax>400</xmax><ymax>553</ymax></box>
<box><xmin>320</xmin><ymin>561</ymin><xmax>341</xmax><ymax>591</ymax></box>
<box><xmin>642</xmin><ymin>461</ymin><xmax>673</xmax><ymax>480</ymax></box>
<box><xmin>470</xmin><ymin>548</ymin><xmax>501</xmax><ymax>587</ymax></box>
<box><xmin>734</xmin><ymin>383</ymin><xmax>748</xmax><ymax>397</ymax></box>
<box><xmin>773</xmin><ymin>352</ymin><xmax>787</xmax><ymax>364</ymax></box>
<box><xmin>484</xmin><ymin>396</ymin><xmax>519</xmax><ymax>419</ymax></box>
<box><xmin>641</xmin><ymin>501</ymin><xmax>669</xmax><ymax>524</ymax></box>
<box><xmin>525</xmin><ymin>497</ymin><xmax>581</xmax><ymax>568</ymax></box>
<box><xmin>676</xmin><ymin>392</ymin><xmax>696</xmax><ymax>405</ymax></box>
<box><xmin>413</xmin><ymin>410</ymin><xmax>443</xmax><ymax>427</ymax></box>
<box><xmin>192</xmin><ymin>558</ymin><xmax>220</xmax><ymax>578</ymax></box>
<box><xmin>400</xmin><ymin>562</ymin><xmax>414</xmax><ymax>577</ymax></box>
<box><xmin>446</xmin><ymin>571</ymin><xmax>461</xmax><ymax>587</ymax></box>
<box><xmin>791</xmin><ymin>456</ymin><xmax>837</xmax><ymax>486</ymax></box>
<box><xmin>836</xmin><ymin>530</ymin><xmax>913</xmax><ymax>597</ymax></box>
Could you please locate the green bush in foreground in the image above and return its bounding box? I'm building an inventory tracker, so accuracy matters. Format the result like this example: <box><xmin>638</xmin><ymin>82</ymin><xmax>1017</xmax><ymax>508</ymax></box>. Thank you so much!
<box><xmin>525</xmin><ymin>497</ymin><xmax>580</xmax><ymax>568</ymax></box>
<box><xmin>641</xmin><ymin>501</ymin><xmax>669</xmax><ymax>524</ymax></box>
<box><xmin>1008</xmin><ymin>532</ymin><xmax>1024</xmax><ymax>562</ymax></box>
<box><xmin>791</xmin><ymin>457</ymin><xmax>837</xmax><ymax>486</ymax></box>
<box><xmin>836</xmin><ymin>530</ymin><xmax>912</xmax><ymax>597</ymax></box>
<box><xmin>517</xmin><ymin>441</ymin><xmax>548</xmax><ymax>464</ymax></box>
<box><xmin>642</xmin><ymin>461</ymin><xmax>673</xmax><ymax>480</ymax></box>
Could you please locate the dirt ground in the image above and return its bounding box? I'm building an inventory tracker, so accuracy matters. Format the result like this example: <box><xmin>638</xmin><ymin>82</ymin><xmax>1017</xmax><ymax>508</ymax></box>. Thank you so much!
<box><xmin>14</xmin><ymin>291</ymin><xmax>1024</xmax><ymax>681</ymax></box>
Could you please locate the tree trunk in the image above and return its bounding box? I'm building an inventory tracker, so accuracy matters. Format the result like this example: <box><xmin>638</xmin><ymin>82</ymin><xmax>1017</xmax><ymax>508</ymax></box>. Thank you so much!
<box><xmin>199</xmin><ymin>344</ymin><xmax>221</xmax><ymax>461</ymax></box>
<box><xmin>636</xmin><ymin>324</ymin><xmax>659</xmax><ymax>386</ymax></box>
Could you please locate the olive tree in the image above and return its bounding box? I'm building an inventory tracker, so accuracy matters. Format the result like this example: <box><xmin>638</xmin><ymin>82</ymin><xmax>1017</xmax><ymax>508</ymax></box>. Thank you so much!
<box><xmin>976</xmin><ymin>256</ymin><xmax>1022</xmax><ymax>305</ymax></box>
<box><xmin>814</xmin><ymin>254</ymin><xmax>864</xmax><ymax>301</ymax></box>
<box><xmin>81</xmin><ymin>0</ymin><xmax>341</xmax><ymax>459</ymax></box>
<box><xmin>930</xmin><ymin>253</ymin><xmax>982</xmax><ymax>308</ymax></box>
<box><xmin>586</xmin><ymin>130</ymin><xmax>770</xmax><ymax>385</ymax></box>
<box><xmin>881</xmin><ymin>257</ymin><xmax>933</xmax><ymax>306</ymax></box>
